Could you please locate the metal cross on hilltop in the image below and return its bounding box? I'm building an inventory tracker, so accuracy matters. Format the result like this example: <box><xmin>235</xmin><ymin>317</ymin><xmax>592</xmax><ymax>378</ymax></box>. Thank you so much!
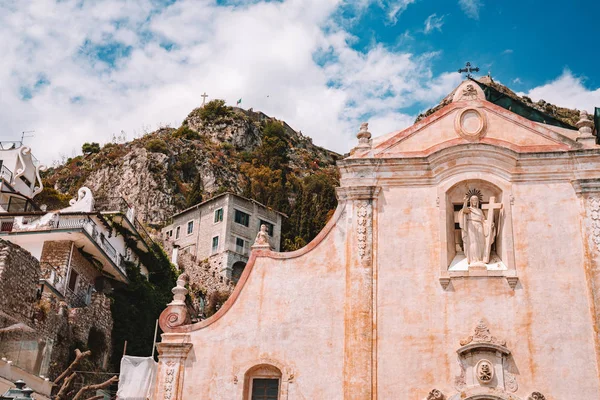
<box><xmin>458</xmin><ymin>62</ymin><xmax>480</xmax><ymax>78</ymax></box>
<box><xmin>201</xmin><ymin>92</ymin><xmax>208</xmax><ymax>107</ymax></box>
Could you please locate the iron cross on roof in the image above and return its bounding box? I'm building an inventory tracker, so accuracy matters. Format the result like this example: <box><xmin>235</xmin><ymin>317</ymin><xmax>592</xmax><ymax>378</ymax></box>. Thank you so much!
<box><xmin>458</xmin><ymin>62</ymin><xmax>480</xmax><ymax>78</ymax></box>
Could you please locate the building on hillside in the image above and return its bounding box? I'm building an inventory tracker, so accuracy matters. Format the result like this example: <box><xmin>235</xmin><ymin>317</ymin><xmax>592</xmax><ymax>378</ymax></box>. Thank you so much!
<box><xmin>161</xmin><ymin>192</ymin><xmax>284</xmax><ymax>281</ymax></box>
<box><xmin>152</xmin><ymin>78</ymin><xmax>600</xmax><ymax>399</ymax></box>
<box><xmin>0</xmin><ymin>143</ymin><xmax>154</xmax><ymax>388</ymax></box>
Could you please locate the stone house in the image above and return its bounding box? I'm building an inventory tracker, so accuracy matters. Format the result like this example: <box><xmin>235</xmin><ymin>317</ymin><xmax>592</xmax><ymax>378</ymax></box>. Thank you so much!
<box><xmin>162</xmin><ymin>192</ymin><xmax>284</xmax><ymax>281</ymax></box>
<box><xmin>153</xmin><ymin>79</ymin><xmax>600</xmax><ymax>399</ymax></box>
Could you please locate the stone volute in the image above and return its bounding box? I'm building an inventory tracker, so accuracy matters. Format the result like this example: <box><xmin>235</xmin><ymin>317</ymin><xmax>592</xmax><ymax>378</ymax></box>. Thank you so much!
<box><xmin>158</xmin><ymin>273</ymin><xmax>190</xmax><ymax>332</ymax></box>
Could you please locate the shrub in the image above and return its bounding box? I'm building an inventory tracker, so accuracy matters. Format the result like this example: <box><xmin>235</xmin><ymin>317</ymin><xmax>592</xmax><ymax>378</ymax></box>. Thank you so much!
<box><xmin>173</xmin><ymin>125</ymin><xmax>200</xmax><ymax>140</ymax></box>
<box><xmin>145</xmin><ymin>139</ymin><xmax>169</xmax><ymax>154</ymax></box>
<box><xmin>82</xmin><ymin>142</ymin><xmax>100</xmax><ymax>154</ymax></box>
<box><xmin>199</xmin><ymin>99</ymin><xmax>233</xmax><ymax>121</ymax></box>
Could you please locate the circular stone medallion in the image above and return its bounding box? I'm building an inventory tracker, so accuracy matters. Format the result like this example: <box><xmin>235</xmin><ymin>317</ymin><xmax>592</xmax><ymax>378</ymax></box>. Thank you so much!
<box><xmin>455</xmin><ymin>108</ymin><xmax>487</xmax><ymax>141</ymax></box>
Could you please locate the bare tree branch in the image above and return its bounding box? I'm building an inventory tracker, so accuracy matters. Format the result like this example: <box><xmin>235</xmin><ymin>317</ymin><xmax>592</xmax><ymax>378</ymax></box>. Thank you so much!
<box><xmin>56</xmin><ymin>372</ymin><xmax>77</xmax><ymax>400</ymax></box>
<box><xmin>72</xmin><ymin>375</ymin><xmax>118</xmax><ymax>400</ymax></box>
<box><xmin>54</xmin><ymin>349</ymin><xmax>92</xmax><ymax>385</ymax></box>
<box><xmin>85</xmin><ymin>396</ymin><xmax>104</xmax><ymax>400</ymax></box>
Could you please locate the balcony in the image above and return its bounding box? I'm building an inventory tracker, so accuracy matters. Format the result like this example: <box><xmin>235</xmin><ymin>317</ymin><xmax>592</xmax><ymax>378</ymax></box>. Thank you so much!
<box><xmin>0</xmin><ymin>164</ymin><xmax>13</xmax><ymax>183</ymax></box>
<box><xmin>0</xmin><ymin>214</ymin><xmax>127</xmax><ymax>279</ymax></box>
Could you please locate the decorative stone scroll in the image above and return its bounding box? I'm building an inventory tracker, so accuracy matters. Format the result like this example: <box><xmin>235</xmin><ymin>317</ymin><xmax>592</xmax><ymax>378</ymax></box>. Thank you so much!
<box><xmin>459</xmin><ymin>319</ymin><xmax>506</xmax><ymax>348</ymax></box>
<box><xmin>159</xmin><ymin>273</ymin><xmax>190</xmax><ymax>332</ymax></box>
<box><xmin>60</xmin><ymin>187</ymin><xmax>95</xmax><ymax>213</ymax></box>
<box><xmin>588</xmin><ymin>196</ymin><xmax>600</xmax><ymax>252</ymax></box>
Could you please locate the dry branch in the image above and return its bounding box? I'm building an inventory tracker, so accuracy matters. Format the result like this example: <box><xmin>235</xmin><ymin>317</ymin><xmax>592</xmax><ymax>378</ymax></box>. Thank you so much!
<box><xmin>72</xmin><ymin>375</ymin><xmax>118</xmax><ymax>400</ymax></box>
<box><xmin>56</xmin><ymin>372</ymin><xmax>77</xmax><ymax>400</ymax></box>
<box><xmin>85</xmin><ymin>396</ymin><xmax>104</xmax><ymax>400</ymax></box>
<box><xmin>54</xmin><ymin>349</ymin><xmax>92</xmax><ymax>385</ymax></box>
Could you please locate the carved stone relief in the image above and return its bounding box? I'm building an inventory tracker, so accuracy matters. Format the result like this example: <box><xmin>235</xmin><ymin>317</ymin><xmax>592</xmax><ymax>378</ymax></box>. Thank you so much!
<box><xmin>356</xmin><ymin>200</ymin><xmax>372</xmax><ymax>259</ymax></box>
<box><xmin>454</xmin><ymin>108</ymin><xmax>487</xmax><ymax>141</ymax></box>
<box><xmin>588</xmin><ymin>196</ymin><xmax>600</xmax><ymax>251</ymax></box>
<box><xmin>475</xmin><ymin>359</ymin><xmax>493</xmax><ymax>384</ymax></box>
<box><xmin>528</xmin><ymin>393</ymin><xmax>546</xmax><ymax>400</ymax></box>
<box><xmin>427</xmin><ymin>388</ymin><xmax>445</xmax><ymax>400</ymax></box>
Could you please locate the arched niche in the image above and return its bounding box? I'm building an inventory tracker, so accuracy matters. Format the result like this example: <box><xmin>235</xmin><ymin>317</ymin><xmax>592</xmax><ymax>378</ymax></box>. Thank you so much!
<box><xmin>437</xmin><ymin>173</ymin><xmax>517</xmax><ymax>289</ymax></box>
<box><xmin>232</xmin><ymin>261</ymin><xmax>247</xmax><ymax>285</ymax></box>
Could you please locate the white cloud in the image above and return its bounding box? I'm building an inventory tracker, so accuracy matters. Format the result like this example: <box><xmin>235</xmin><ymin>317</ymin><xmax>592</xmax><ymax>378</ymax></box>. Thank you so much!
<box><xmin>0</xmin><ymin>0</ymin><xmax>458</xmax><ymax>164</ymax></box>
<box><xmin>458</xmin><ymin>0</ymin><xmax>482</xmax><ymax>20</ymax></box>
<box><xmin>502</xmin><ymin>49</ymin><xmax>513</xmax><ymax>54</ymax></box>
<box><xmin>512</xmin><ymin>77</ymin><xmax>522</xmax><ymax>84</ymax></box>
<box><xmin>423</xmin><ymin>13</ymin><xmax>445</xmax><ymax>34</ymax></box>
<box><xmin>386</xmin><ymin>0</ymin><xmax>417</xmax><ymax>24</ymax></box>
<box><xmin>524</xmin><ymin>70</ymin><xmax>600</xmax><ymax>114</ymax></box>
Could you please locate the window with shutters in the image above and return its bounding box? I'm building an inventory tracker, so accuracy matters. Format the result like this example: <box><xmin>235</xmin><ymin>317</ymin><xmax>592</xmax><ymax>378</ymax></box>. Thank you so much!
<box><xmin>214</xmin><ymin>208</ymin><xmax>223</xmax><ymax>223</ymax></box>
<box><xmin>212</xmin><ymin>236</ymin><xmax>219</xmax><ymax>253</ymax></box>
<box><xmin>234</xmin><ymin>209</ymin><xmax>250</xmax><ymax>227</ymax></box>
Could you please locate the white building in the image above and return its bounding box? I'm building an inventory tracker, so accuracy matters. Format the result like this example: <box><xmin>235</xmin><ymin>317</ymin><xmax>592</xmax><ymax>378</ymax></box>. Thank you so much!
<box><xmin>162</xmin><ymin>193</ymin><xmax>285</xmax><ymax>281</ymax></box>
<box><xmin>0</xmin><ymin>142</ymin><xmax>153</xmax><ymax>307</ymax></box>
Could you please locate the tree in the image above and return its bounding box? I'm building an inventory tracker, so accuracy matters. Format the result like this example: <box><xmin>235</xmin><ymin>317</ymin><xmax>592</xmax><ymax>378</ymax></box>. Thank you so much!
<box><xmin>81</xmin><ymin>142</ymin><xmax>100</xmax><ymax>155</ymax></box>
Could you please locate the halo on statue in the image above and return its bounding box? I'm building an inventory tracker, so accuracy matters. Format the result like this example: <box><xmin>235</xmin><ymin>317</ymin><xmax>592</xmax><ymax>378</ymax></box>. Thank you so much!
<box><xmin>465</xmin><ymin>188</ymin><xmax>483</xmax><ymax>205</ymax></box>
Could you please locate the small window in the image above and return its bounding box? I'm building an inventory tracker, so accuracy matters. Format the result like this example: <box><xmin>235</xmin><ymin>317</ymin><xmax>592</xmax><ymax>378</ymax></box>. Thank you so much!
<box><xmin>234</xmin><ymin>209</ymin><xmax>250</xmax><ymax>227</ymax></box>
<box><xmin>187</xmin><ymin>221</ymin><xmax>194</xmax><ymax>235</ymax></box>
<box><xmin>68</xmin><ymin>269</ymin><xmax>79</xmax><ymax>292</ymax></box>
<box><xmin>214</xmin><ymin>208</ymin><xmax>224</xmax><ymax>223</ymax></box>
<box><xmin>175</xmin><ymin>226</ymin><xmax>180</xmax><ymax>239</ymax></box>
<box><xmin>259</xmin><ymin>220</ymin><xmax>274</xmax><ymax>236</ymax></box>
<box><xmin>168</xmin><ymin>230</ymin><xmax>173</xmax><ymax>237</ymax></box>
<box><xmin>236</xmin><ymin>237</ymin><xmax>246</xmax><ymax>254</ymax></box>
<box><xmin>251</xmin><ymin>379</ymin><xmax>279</xmax><ymax>400</ymax></box>
<box><xmin>212</xmin><ymin>236</ymin><xmax>219</xmax><ymax>253</ymax></box>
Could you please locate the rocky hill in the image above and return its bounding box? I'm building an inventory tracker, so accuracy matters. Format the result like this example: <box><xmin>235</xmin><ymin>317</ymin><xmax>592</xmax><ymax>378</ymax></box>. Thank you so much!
<box><xmin>40</xmin><ymin>100</ymin><xmax>341</xmax><ymax>250</ymax></box>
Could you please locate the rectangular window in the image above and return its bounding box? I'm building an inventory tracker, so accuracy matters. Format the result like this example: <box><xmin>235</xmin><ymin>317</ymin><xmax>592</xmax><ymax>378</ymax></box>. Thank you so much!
<box><xmin>168</xmin><ymin>230</ymin><xmax>173</xmax><ymax>237</ymax></box>
<box><xmin>214</xmin><ymin>208</ymin><xmax>224</xmax><ymax>223</ymax></box>
<box><xmin>236</xmin><ymin>237</ymin><xmax>246</xmax><ymax>254</ymax></box>
<box><xmin>68</xmin><ymin>269</ymin><xmax>79</xmax><ymax>292</ymax></box>
<box><xmin>259</xmin><ymin>220</ymin><xmax>274</xmax><ymax>236</ymax></box>
<box><xmin>234</xmin><ymin>209</ymin><xmax>250</xmax><ymax>227</ymax></box>
<box><xmin>175</xmin><ymin>226</ymin><xmax>180</xmax><ymax>239</ymax></box>
<box><xmin>187</xmin><ymin>221</ymin><xmax>194</xmax><ymax>235</ymax></box>
<box><xmin>251</xmin><ymin>378</ymin><xmax>279</xmax><ymax>400</ymax></box>
<box><xmin>212</xmin><ymin>236</ymin><xmax>219</xmax><ymax>253</ymax></box>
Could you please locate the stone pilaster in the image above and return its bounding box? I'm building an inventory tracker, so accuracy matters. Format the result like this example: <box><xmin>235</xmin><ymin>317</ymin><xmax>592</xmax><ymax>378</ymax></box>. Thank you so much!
<box><xmin>574</xmin><ymin>179</ymin><xmax>600</xmax><ymax>385</ymax></box>
<box><xmin>337</xmin><ymin>185</ymin><xmax>380</xmax><ymax>400</ymax></box>
<box><xmin>154</xmin><ymin>335</ymin><xmax>193</xmax><ymax>400</ymax></box>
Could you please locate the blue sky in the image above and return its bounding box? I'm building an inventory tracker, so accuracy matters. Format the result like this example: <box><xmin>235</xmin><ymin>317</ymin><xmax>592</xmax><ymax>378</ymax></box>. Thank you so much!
<box><xmin>1</xmin><ymin>0</ymin><xmax>599</xmax><ymax>163</ymax></box>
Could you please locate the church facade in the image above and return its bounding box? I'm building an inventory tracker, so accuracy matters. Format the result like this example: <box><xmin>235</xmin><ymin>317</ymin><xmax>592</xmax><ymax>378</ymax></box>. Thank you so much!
<box><xmin>153</xmin><ymin>79</ymin><xmax>600</xmax><ymax>399</ymax></box>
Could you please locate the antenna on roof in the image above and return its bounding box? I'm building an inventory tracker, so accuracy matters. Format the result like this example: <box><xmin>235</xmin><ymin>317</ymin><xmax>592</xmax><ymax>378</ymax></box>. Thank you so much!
<box><xmin>20</xmin><ymin>131</ymin><xmax>35</xmax><ymax>146</ymax></box>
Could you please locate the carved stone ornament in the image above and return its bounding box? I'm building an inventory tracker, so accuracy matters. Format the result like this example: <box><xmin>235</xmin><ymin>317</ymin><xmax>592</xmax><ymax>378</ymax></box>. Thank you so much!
<box><xmin>475</xmin><ymin>359</ymin><xmax>494</xmax><ymax>384</ymax></box>
<box><xmin>354</xmin><ymin>122</ymin><xmax>372</xmax><ymax>151</ymax></box>
<box><xmin>462</xmin><ymin>84</ymin><xmax>478</xmax><ymax>100</ymax></box>
<box><xmin>61</xmin><ymin>187</ymin><xmax>95</xmax><ymax>213</ymax></box>
<box><xmin>454</xmin><ymin>107</ymin><xmax>487</xmax><ymax>141</ymax></box>
<box><xmin>505</xmin><ymin>371</ymin><xmax>518</xmax><ymax>392</ymax></box>
<box><xmin>460</xmin><ymin>320</ymin><xmax>506</xmax><ymax>347</ymax></box>
<box><xmin>356</xmin><ymin>200</ymin><xmax>372</xmax><ymax>259</ymax></box>
<box><xmin>588</xmin><ymin>196</ymin><xmax>600</xmax><ymax>252</ymax></box>
<box><xmin>426</xmin><ymin>388</ymin><xmax>445</xmax><ymax>400</ymax></box>
<box><xmin>528</xmin><ymin>392</ymin><xmax>546</xmax><ymax>400</ymax></box>
<box><xmin>159</xmin><ymin>273</ymin><xmax>191</xmax><ymax>331</ymax></box>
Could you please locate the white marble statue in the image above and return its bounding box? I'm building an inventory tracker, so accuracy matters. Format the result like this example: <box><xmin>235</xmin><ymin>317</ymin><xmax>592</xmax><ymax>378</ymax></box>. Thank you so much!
<box><xmin>254</xmin><ymin>224</ymin><xmax>270</xmax><ymax>246</ymax></box>
<box><xmin>458</xmin><ymin>193</ymin><xmax>498</xmax><ymax>266</ymax></box>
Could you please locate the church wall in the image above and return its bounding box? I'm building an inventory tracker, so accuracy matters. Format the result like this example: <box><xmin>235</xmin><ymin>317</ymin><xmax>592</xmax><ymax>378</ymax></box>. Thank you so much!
<box><xmin>178</xmin><ymin>212</ymin><xmax>348</xmax><ymax>399</ymax></box>
<box><xmin>375</xmin><ymin>180</ymin><xmax>599</xmax><ymax>399</ymax></box>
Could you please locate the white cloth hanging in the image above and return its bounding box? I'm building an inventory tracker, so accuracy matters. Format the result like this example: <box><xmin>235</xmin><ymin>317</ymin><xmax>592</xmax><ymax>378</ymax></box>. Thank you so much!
<box><xmin>116</xmin><ymin>356</ymin><xmax>157</xmax><ymax>400</ymax></box>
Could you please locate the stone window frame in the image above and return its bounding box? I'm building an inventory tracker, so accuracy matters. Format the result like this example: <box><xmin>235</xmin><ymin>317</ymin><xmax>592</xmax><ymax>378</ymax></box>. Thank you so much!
<box><xmin>437</xmin><ymin>172</ymin><xmax>518</xmax><ymax>289</ymax></box>
<box><xmin>175</xmin><ymin>226</ymin><xmax>181</xmax><ymax>240</ymax></box>
<box><xmin>234</xmin><ymin>235</ymin><xmax>250</xmax><ymax>255</ymax></box>
<box><xmin>186</xmin><ymin>220</ymin><xmax>194</xmax><ymax>236</ymax></box>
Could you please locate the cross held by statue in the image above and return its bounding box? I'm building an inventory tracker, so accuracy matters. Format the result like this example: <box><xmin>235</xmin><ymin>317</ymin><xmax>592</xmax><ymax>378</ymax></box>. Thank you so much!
<box><xmin>458</xmin><ymin>62</ymin><xmax>480</xmax><ymax>78</ymax></box>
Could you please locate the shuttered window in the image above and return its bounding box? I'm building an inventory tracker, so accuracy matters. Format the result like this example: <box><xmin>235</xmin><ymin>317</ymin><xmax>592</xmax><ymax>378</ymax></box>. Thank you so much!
<box><xmin>251</xmin><ymin>378</ymin><xmax>279</xmax><ymax>400</ymax></box>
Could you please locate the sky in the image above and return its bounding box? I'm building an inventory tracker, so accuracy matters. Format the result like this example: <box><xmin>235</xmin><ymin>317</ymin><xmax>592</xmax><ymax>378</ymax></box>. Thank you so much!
<box><xmin>1</xmin><ymin>0</ymin><xmax>600</xmax><ymax>164</ymax></box>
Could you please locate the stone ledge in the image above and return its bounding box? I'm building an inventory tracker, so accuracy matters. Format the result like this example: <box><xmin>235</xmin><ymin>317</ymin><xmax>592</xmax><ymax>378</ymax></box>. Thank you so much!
<box><xmin>440</xmin><ymin>270</ymin><xmax>518</xmax><ymax>290</ymax></box>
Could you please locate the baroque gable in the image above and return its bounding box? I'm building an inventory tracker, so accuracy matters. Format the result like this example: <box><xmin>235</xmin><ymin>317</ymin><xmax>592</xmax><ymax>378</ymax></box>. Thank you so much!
<box><xmin>350</xmin><ymin>81</ymin><xmax>583</xmax><ymax>159</ymax></box>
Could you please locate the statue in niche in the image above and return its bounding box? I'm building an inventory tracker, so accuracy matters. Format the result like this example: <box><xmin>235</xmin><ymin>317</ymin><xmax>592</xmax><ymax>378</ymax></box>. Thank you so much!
<box><xmin>458</xmin><ymin>189</ymin><xmax>502</xmax><ymax>266</ymax></box>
